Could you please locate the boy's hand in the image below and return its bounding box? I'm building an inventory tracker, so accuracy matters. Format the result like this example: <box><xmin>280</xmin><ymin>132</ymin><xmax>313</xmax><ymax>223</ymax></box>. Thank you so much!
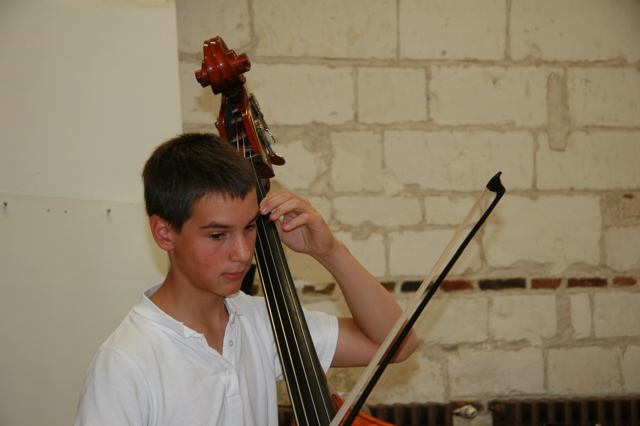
<box><xmin>259</xmin><ymin>190</ymin><xmax>336</xmax><ymax>258</ymax></box>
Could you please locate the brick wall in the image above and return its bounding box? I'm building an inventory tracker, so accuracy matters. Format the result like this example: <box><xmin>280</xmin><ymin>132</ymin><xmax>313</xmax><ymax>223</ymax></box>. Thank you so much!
<box><xmin>176</xmin><ymin>0</ymin><xmax>640</xmax><ymax>418</ymax></box>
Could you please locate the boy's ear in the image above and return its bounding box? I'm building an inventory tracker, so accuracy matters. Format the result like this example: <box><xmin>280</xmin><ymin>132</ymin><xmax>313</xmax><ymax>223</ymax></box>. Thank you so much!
<box><xmin>149</xmin><ymin>215</ymin><xmax>174</xmax><ymax>252</ymax></box>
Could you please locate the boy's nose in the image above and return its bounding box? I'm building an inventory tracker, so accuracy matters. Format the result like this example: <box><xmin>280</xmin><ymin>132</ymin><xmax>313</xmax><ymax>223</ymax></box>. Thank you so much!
<box><xmin>231</xmin><ymin>236</ymin><xmax>253</xmax><ymax>263</ymax></box>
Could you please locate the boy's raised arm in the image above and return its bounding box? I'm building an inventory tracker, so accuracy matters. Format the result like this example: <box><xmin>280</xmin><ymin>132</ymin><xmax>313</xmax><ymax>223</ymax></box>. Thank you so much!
<box><xmin>259</xmin><ymin>190</ymin><xmax>419</xmax><ymax>368</ymax></box>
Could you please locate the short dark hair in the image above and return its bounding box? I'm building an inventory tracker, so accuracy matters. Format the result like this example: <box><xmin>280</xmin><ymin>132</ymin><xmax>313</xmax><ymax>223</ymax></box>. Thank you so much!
<box><xmin>142</xmin><ymin>132</ymin><xmax>256</xmax><ymax>232</ymax></box>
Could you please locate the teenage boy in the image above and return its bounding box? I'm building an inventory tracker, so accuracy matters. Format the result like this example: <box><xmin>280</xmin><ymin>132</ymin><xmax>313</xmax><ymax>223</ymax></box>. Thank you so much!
<box><xmin>75</xmin><ymin>133</ymin><xmax>417</xmax><ymax>425</ymax></box>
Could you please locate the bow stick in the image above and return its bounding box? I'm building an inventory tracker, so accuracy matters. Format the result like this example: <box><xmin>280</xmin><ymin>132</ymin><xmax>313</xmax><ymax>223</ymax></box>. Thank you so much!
<box><xmin>333</xmin><ymin>172</ymin><xmax>505</xmax><ymax>426</ymax></box>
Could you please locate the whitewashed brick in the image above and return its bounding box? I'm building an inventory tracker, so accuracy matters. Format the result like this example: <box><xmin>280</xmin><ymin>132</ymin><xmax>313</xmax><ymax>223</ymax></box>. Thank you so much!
<box><xmin>334</xmin><ymin>196</ymin><xmax>421</xmax><ymax>228</ymax></box>
<box><xmin>548</xmin><ymin>347</ymin><xmax>622</xmax><ymax>394</ymax></box>
<box><xmin>415</xmin><ymin>296</ymin><xmax>489</xmax><ymax>344</ymax></box>
<box><xmin>383</xmin><ymin>130</ymin><xmax>534</xmax><ymax>192</ymax></box>
<box><xmin>618</xmin><ymin>194</ymin><xmax>640</xmax><ymax>219</ymax></box>
<box><xmin>371</xmin><ymin>352</ymin><xmax>447</xmax><ymax>403</ymax></box>
<box><xmin>253</xmin><ymin>0</ymin><xmax>396</xmax><ymax>59</ymax></box>
<box><xmin>400</xmin><ymin>0</ymin><xmax>506</xmax><ymax>60</ymax></box>
<box><xmin>448</xmin><ymin>348</ymin><xmax>544</xmax><ymax>397</ymax></box>
<box><xmin>606</xmin><ymin>226</ymin><xmax>640</xmax><ymax>271</ymax></box>
<box><xmin>483</xmin><ymin>195</ymin><xmax>601</xmax><ymax>268</ymax></box>
<box><xmin>177</xmin><ymin>0</ymin><xmax>250</xmax><ymax>55</ymax></box>
<box><xmin>389</xmin><ymin>229</ymin><xmax>482</xmax><ymax>276</ymax></box>
<box><xmin>594</xmin><ymin>292</ymin><xmax>640</xmax><ymax>339</ymax></box>
<box><xmin>537</xmin><ymin>131</ymin><xmax>640</xmax><ymax>190</ymax></box>
<box><xmin>286</xmin><ymin>249</ymin><xmax>334</xmax><ymax>286</ymax></box>
<box><xmin>270</xmin><ymin>141</ymin><xmax>327</xmax><ymax>191</ymax></box>
<box><xmin>330</xmin><ymin>352</ymin><xmax>448</xmax><ymax>404</ymax></box>
<box><xmin>306</xmin><ymin>196</ymin><xmax>332</xmax><ymax>224</ymax></box>
<box><xmin>622</xmin><ymin>346</ymin><xmax>640</xmax><ymax>393</ymax></box>
<box><xmin>335</xmin><ymin>231</ymin><xmax>386</xmax><ymax>278</ymax></box>
<box><xmin>569</xmin><ymin>68</ymin><xmax>640</xmax><ymax>127</ymax></box>
<box><xmin>358</xmin><ymin>67</ymin><xmax>427</xmax><ymax>124</ymax></box>
<box><xmin>430</xmin><ymin>66</ymin><xmax>548</xmax><ymax>126</ymax></box>
<box><xmin>248</xmin><ymin>64</ymin><xmax>353</xmax><ymax>125</ymax></box>
<box><xmin>489</xmin><ymin>294</ymin><xmax>557</xmax><ymax>345</ymax></box>
<box><xmin>569</xmin><ymin>293</ymin><xmax>592</xmax><ymax>340</ymax></box>
<box><xmin>425</xmin><ymin>195</ymin><xmax>482</xmax><ymax>226</ymax></box>
<box><xmin>511</xmin><ymin>0</ymin><xmax>640</xmax><ymax>61</ymax></box>
<box><xmin>303</xmin><ymin>295</ymin><xmax>347</xmax><ymax>318</ymax></box>
<box><xmin>330</xmin><ymin>131</ymin><xmax>384</xmax><ymax>192</ymax></box>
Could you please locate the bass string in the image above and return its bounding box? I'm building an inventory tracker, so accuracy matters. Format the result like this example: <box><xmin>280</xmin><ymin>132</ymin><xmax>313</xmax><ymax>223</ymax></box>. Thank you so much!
<box><xmin>204</xmin><ymin>39</ymin><xmax>333</xmax><ymax>425</ymax></box>
<box><xmin>233</xmin><ymin>136</ymin><xmax>315</xmax><ymax>415</ymax></box>
<box><xmin>254</xmin><ymin>220</ymin><xmax>329</xmax><ymax>425</ymax></box>
<box><xmin>247</xmin><ymin>153</ymin><xmax>332</xmax><ymax>425</ymax></box>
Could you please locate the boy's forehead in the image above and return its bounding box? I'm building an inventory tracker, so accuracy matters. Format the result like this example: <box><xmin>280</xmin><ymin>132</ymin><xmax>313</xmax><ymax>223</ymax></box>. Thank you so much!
<box><xmin>192</xmin><ymin>189</ymin><xmax>258</xmax><ymax>219</ymax></box>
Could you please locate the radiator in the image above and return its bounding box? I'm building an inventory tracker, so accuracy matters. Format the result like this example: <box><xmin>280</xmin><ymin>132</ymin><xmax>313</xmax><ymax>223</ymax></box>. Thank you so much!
<box><xmin>490</xmin><ymin>397</ymin><xmax>640</xmax><ymax>426</ymax></box>
<box><xmin>367</xmin><ymin>402</ymin><xmax>456</xmax><ymax>425</ymax></box>
<box><xmin>278</xmin><ymin>401</ymin><xmax>481</xmax><ymax>425</ymax></box>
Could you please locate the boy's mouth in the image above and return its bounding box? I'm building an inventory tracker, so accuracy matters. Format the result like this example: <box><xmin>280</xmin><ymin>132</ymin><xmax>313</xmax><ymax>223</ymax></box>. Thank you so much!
<box><xmin>222</xmin><ymin>269</ymin><xmax>246</xmax><ymax>281</ymax></box>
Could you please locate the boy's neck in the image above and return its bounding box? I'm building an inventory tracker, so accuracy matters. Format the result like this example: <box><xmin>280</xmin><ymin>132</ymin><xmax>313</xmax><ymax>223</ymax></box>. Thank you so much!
<box><xmin>150</xmin><ymin>280</ymin><xmax>230</xmax><ymax>353</ymax></box>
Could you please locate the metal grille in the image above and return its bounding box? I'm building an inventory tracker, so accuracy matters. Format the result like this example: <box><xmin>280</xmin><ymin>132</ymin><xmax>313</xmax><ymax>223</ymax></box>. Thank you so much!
<box><xmin>367</xmin><ymin>402</ymin><xmax>455</xmax><ymax>425</ymax></box>
<box><xmin>490</xmin><ymin>397</ymin><xmax>640</xmax><ymax>426</ymax></box>
<box><xmin>278</xmin><ymin>401</ymin><xmax>480</xmax><ymax>425</ymax></box>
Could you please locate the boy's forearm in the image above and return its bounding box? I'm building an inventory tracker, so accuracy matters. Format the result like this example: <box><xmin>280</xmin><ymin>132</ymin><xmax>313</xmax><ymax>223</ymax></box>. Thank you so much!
<box><xmin>312</xmin><ymin>240</ymin><xmax>419</xmax><ymax>360</ymax></box>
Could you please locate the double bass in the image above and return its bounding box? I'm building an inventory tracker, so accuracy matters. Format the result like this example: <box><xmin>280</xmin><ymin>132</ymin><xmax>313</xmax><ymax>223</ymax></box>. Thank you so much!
<box><xmin>195</xmin><ymin>36</ymin><xmax>505</xmax><ymax>426</ymax></box>
<box><xmin>195</xmin><ymin>37</ymin><xmax>392</xmax><ymax>426</ymax></box>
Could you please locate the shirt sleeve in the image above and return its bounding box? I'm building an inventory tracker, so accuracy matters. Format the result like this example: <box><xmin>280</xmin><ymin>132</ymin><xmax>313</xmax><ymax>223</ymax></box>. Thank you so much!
<box><xmin>232</xmin><ymin>293</ymin><xmax>339</xmax><ymax>376</ymax></box>
<box><xmin>302</xmin><ymin>307</ymin><xmax>339</xmax><ymax>372</ymax></box>
<box><xmin>74</xmin><ymin>347</ymin><xmax>150</xmax><ymax>426</ymax></box>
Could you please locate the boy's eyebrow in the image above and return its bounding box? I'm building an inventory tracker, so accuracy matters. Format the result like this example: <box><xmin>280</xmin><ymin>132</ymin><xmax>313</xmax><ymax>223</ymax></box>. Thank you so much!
<box><xmin>199</xmin><ymin>222</ymin><xmax>231</xmax><ymax>230</ymax></box>
<box><xmin>199</xmin><ymin>210</ymin><xmax>261</xmax><ymax>230</ymax></box>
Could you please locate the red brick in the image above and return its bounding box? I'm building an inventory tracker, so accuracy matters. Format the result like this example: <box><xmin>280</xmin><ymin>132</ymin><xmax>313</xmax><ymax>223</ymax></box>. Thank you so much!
<box><xmin>613</xmin><ymin>276</ymin><xmax>637</xmax><ymax>287</ymax></box>
<box><xmin>381</xmin><ymin>281</ymin><xmax>397</xmax><ymax>292</ymax></box>
<box><xmin>532</xmin><ymin>278</ymin><xmax>562</xmax><ymax>289</ymax></box>
<box><xmin>567</xmin><ymin>278</ymin><xmax>607</xmax><ymax>288</ymax></box>
<box><xmin>441</xmin><ymin>280</ymin><xmax>473</xmax><ymax>292</ymax></box>
<box><xmin>400</xmin><ymin>281</ymin><xmax>422</xmax><ymax>292</ymax></box>
<box><xmin>479</xmin><ymin>278</ymin><xmax>526</xmax><ymax>290</ymax></box>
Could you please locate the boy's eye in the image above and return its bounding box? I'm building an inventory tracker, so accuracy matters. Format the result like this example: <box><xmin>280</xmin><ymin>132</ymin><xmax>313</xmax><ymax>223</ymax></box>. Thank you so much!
<box><xmin>246</xmin><ymin>223</ymin><xmax>257</xmax><ymax>231</ymax></box>
<box><xmin>209</xmin><ymin>233</ymin><xmax>225</xmax><ymax>240</ymax></box>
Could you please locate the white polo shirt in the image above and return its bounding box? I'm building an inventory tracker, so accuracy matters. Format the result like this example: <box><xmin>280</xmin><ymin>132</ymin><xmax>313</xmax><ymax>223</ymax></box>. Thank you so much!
<box><xmin>75</xmin><ymin>285</ymin><xmax>339</xmax><ymax>426</ymax></box>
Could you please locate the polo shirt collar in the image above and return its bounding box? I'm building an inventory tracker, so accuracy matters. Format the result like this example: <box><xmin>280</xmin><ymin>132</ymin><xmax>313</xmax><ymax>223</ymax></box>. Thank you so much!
<box><xmin>133</xmin><ymin>284</ymin><xmax>245</xmax><ymax>339</ymax></box>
